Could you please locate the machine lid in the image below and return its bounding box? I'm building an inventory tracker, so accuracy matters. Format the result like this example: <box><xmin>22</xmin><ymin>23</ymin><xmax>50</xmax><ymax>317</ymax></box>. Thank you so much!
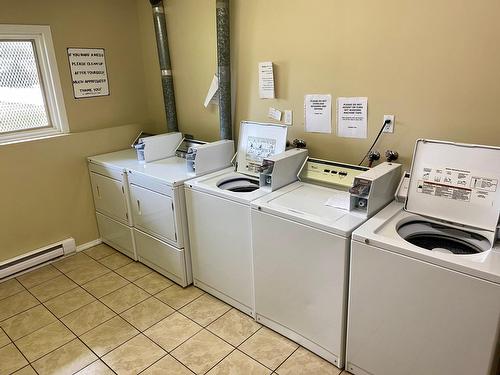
<box><xmin>405</xmin><ymin>139</ymin><xmax>500</xmax><ymax>231</ymax></box>
<box><xmin>236</xmin><ymin>121</ymin><xmax>288</xmax><ymax>178</ymax></box>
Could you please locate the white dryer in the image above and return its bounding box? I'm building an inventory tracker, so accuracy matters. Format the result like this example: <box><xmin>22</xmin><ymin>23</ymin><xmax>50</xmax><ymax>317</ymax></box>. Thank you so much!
<box><xmin>184</xmin><ymin>121</ymin><xmax>307</xmax><ymax>316</ymax></box>
<box><xmin>251</xmin><ymin>159</ymin><xmax>401</xmax><ymax>368</ymax></box>
<box><xmin>346</xmin><ymin>140</ymin><xmax>500</xmax><ymax>375</ymax></box>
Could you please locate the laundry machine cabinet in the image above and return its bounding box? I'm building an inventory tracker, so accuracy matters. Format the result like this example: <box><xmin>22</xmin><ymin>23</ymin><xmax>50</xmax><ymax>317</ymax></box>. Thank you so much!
<box><xmin>347</xmin><ymin>239</ymin><xmax>500</xmax><ymax>375</ymax></box>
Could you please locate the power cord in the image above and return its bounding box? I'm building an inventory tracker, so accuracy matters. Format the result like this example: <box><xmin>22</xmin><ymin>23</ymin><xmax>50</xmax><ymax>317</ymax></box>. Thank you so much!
<box><xmin>358</xmin><ymin>119</ymin><xmax>391</xmax><ymax>166</ymax></box>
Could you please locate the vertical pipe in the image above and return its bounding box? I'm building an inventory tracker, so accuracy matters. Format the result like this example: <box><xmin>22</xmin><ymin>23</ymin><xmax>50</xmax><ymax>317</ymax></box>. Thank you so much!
<box><xmin>216</xmin><ymin>0</ymin><xmax>232</xmax><ymax>140</ymax></box>
<box><xmin>150</xmin><ymin>0</ymin><xmax>178</xmax><ymax>132</ymax></box>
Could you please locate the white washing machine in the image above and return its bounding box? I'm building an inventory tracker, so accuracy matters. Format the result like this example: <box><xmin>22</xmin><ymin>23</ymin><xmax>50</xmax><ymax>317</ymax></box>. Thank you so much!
<box><xmin>346</xmin><ymin>140</ymin><xmax>500</xmax><ymax>375</ymax></box>
<box><xmin>251</xmin><ymin>158</ymin><xmax>401</xmax><ymax>367</ymax></box>
<box><xmin>184</xmin><ymin>121</ymin><xmax>307</xmax><ymax>316</ymax></box>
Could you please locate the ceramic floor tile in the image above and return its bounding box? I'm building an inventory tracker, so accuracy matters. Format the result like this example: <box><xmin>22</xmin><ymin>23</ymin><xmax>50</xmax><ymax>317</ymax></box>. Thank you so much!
<box><xmin>32</xmin><ymin>339</ymin><xmax>97</xmax><ymax>375</ymax></box>
<box><xmin>65</xmin><ymin>261</ymin><xmax>111</xmax><ymax>285</ymax></box>
<box><xmin>84</xmin><ymin>244</ymin><xmax>117</xmax><ymax>260</ymax></box>
<box><xmin>15</xmin><ymin>321</ymin><xmax>75</xmax><ymax>362</ymax></box>
<box><xmin>155</xmin><ymin>284</ymin><xmax>204</xmax><ymax>309</ymax></box>
<box><xmin>171</xmin><ymin>329</ymin><xmax>233</xmax><ymax>375</ymax></box>
<box><xmin>134</xmin><ymin>272</ymin><xmax>173</xmax><ymax>294</ymax></box>
<box><xmin>101</xmin><ymin>283</ymin><xmax>150</xmax><ymax>313</ymax></box>
<box><xmin>207</xmin><ymin>309</ymin><xmax>261</xmax><ymax>347</ymax></box>
<box><xmin>207</xmin><ymin>350</ymin><xmax>271</xmax><ymax>375</ymax></box>
<box><xmin>82</xmin><ymin>272</ymin><xmax>129</xmax><ymax>298</ymax></box>
<box><xmin>0</xmin><ymin>278</ymin><xmax>25</xmax><ymax>300</ymax></box>
<box><xmin>0</xmin><ymin>328</ymin><xmax>10</xmax><ymax>348</ymax></box>
<box><xmin>0</xmin><ymin>290</ymin><xmax>39</xmax><ymax>321</ymax></box>
<box><xmin>140</xmin><ymin>355</ymin><xmax>193</xmax><ymax>375</ymax></box>
<box><xmin>53</xmin><ymin>253</ymin><xmax>95</xmax><ymax>273</ymax></box>
<box><xmin>12</xmin><ymin>366</ymin><xmax>37</xmax><ymax>375</ymax></box>
<box><xmin>239</xmin><ymin>327</ymin><xmax>298</xmax><ymax>370</ymax></box>
<box><xmin>276</xmin><ymin>347</ymin><xmax>341</xmax><ymax>375</ymax></box>
<box><xmin>144</xmin><ymin>312</ymin><xmax>202</xmax><ymax>352</ymax></box>
<box><xmin>61</xmin><ymin>300</ymin><xmax>115</xmax><ymax>336</ymax></box>
<box><xmin>180</xmin><ymin>294</ymin><xmax>231</xmax><ymax>327</ymax></box>
<box><xmin>115</xmin><ymin>261</ymin><xmax>152</xmax><ymax>282</ymax></box>
<box><xmin>16</xmin><ymin>265</ymin><xmax>62</xmax><ymax>289</ymax></box>
<box><xmin>120</xmin><ymin>297</ymin><xmax>174</xmax><ymax>331</ymax></box>
<box><xmin>0</xmin><ymin>304</ymin><xmax>57</xmax><ymax>340</ymax></box>
<box><xmin>102</xmin><ymin>334</ymin><xmax>166</xmax><ymax>375</ymax></box>
<box><xmin>80</xmin><ymin>316</ymin><xmax>139</xmax><ymax>356</ymax></box>
<box><xmin>44</xmin><ymin>287</ymin><xmax>96</xmax><ymax>318</ymax></box>
<box><xmin>99</xmin><ymin>252</ymin><xmax>133</xmax><ymax>270</ymax></box>
<box><xmin>74</xmin><ymin>360</ymin><xmax>114</xmax><ymax>375</ymax></box>
<box><xmin>0</xmin><ymin>343</ymin><xmax>29</xmax><ymax>374</ymax></box>
<box><xmin>28</xmin><ymin>274</ymin><xmax>77</xmax><ymax>302</ymax></box>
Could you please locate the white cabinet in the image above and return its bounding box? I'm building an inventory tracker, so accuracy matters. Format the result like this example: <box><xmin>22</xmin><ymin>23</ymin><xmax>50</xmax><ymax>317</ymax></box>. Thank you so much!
<box><xmin>129</xmin><ymin>184</ymin><xmax>177</xmax><ymax>244</ymax></box>
<box><xmin>96</xmin><ymin>213</ymin><xmax>135</xmax><ymax>260</ymax></box>
<box><xmin>90</xmin><ymin>172</ymin><xmax>129</xmax><ymax>224</ymax></box>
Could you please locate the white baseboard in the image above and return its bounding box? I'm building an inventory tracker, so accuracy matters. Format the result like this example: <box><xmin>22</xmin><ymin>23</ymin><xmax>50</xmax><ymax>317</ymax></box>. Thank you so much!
<box><xmin>76</xmin><ymin>239</ymin><xmax>102</xmax><ymax>252</ymax></box>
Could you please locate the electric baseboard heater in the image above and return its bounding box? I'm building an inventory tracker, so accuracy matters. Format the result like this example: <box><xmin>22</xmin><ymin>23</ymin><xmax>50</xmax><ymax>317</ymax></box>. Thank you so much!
<box><xmin>0</xmin><ymin>238</ymin><xmax>76</xmax><ymax>279</ymax></box>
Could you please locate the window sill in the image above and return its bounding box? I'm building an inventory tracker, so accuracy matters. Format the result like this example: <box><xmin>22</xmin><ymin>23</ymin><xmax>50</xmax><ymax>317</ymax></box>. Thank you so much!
<box><xmin>0</xmin><ymin>130</ymin><xmax>69</xmax><ymax>146</ymax></box>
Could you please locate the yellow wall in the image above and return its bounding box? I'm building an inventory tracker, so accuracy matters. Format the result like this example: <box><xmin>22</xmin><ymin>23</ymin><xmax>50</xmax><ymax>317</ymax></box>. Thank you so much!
<box><xmin>0</xmin><ymin>0</ymin><xmax>148</xmax><ymax>261</ymax></box>
<box><xmin>139</xmin><ymin>0</ymin><xmax>500</xmax><ymax>167</ymax></box>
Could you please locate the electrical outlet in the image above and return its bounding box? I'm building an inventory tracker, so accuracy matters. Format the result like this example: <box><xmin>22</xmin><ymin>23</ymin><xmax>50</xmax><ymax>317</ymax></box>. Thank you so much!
<box><xmin>383</xmin><ymin>115</ymin><xmax>395</xmax><ymax>133</ymax></box>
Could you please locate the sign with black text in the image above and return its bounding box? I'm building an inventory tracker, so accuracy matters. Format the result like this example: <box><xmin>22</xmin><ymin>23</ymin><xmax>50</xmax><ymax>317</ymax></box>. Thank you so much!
<box><xmin>68</xmin><ymin>48</ymin><xmax>109</xmax><ymax>98</ymax></box>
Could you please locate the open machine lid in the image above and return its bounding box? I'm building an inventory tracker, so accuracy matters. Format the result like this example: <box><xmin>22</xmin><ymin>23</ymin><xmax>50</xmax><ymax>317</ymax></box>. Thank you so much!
<box><xmin>236</xmin><ymin>121</ymin><xmax>288</xmax><ymax>178</ymax></box>
<box><xmin>405</xmin><ymin>139</ymin><xmax>500</xmax><ymax>232</ymax></box>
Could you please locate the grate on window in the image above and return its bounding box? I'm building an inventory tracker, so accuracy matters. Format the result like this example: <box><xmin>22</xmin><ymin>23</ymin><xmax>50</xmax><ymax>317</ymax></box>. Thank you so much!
<box><xmin>0</xmin><ymin>40</ymin><xmax>50</xmax><ymax>134</ymax></box>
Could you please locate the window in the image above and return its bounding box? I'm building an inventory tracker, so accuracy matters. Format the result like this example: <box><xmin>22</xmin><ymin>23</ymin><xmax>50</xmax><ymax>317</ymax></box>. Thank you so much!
<box><xmin>0</xmin><ymin>25</ymin><xmax>68</xmax><ymax>143</ymax></box>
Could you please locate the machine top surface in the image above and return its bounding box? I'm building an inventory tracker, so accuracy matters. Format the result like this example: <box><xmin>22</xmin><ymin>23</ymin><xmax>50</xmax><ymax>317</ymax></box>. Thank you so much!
<box><xmin>352</xmin><ymin>201</ymin><xmax>500</xmax><ymax>284</ymax></box>
<box><xmin>406</xmin><ymin>139</ymin><xmax>500</xmax><ymax>232</ymax></box>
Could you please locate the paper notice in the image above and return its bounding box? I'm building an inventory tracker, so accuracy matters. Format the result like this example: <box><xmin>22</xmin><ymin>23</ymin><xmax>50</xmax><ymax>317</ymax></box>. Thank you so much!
<box><xmin>337</xmin><ymin>97</ymin><xmax>368</xmax><ymax>138</ymax></box>
<box><xmin>305</xmin><ymin>94</ymin><xmax>332</xmax><ymax>133</ymax></box>
<box><xmin>325</xmin><ymin>191</ymin><xmax>351</xmax><ymax>211</ymax></box>
<box><xmin>259</xmin><ymin>62</ymin><xmax>275</xmax><ymax>99</ymax></box>
<box><xmin>284</xmin><ymin>110</ymin><xmax>293</xmax><ymax>125</ymax></box>
<box><xmin>268</xmin><ymin>107</ymin><xmax>282</xmax><ymax>121</ymax></box>
<box><xmin>204</xmin><ymin>74</ymin><xmax>219</xmax><ymax>107</ymax></box>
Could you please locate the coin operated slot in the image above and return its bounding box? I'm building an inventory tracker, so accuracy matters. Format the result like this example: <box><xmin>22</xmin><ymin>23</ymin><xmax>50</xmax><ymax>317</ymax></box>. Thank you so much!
<box><xmin>349</xmin><ymin>179</ymin><xmax>372</xmax><ymax>197</ymax></box>
<box><xmin>186</xmin><ymin>147</ymin><xmax>197</xmax><ymax>173</ymax></box>
<box><xmin>353</xmin><ymin>197</ymin><xmax>368</xmax><ymax>211</ymax></box>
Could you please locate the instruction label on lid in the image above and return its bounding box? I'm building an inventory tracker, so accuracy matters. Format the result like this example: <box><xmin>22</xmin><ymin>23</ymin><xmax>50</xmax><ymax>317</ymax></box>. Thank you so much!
<box><xmin>245</xmin><ymin>136</ymin><xmax>277</xmax><ymax>173</ymax></box>
<box><xmin>416</xmin><ymin>167</ymin><xmax>498</xmax><ymax>206</ymax></box>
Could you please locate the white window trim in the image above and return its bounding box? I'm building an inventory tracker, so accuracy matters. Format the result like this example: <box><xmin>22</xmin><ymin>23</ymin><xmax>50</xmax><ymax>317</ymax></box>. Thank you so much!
<box><xmin>0</xmin><ymin>24</ymin><xmax>69</xmax><ymax>144</ymax></box>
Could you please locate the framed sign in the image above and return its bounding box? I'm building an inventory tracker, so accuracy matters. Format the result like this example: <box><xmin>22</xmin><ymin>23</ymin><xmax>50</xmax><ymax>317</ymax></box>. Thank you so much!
<box><xmin>67</xmin><ymin>48</ymin><xmax>109</xmax><ymax>98</ymax></box>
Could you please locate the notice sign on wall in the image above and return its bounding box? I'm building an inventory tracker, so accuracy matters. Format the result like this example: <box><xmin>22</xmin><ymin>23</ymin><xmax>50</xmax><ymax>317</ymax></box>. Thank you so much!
<box><xmin>68</xmin><ymin>48</ymin><xmax>109</xmax><ymax>98</ymax></box>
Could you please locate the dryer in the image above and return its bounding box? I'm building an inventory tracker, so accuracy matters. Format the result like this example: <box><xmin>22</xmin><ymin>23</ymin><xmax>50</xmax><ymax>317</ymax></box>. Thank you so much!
<box><xmin>251</xmin><ymin>158</ymin><xmax>401</xmax><ymax>368</ymax></box>
<box><xmin>184</xmin><ymin>121</ymin><xmax>308</xmax><ymax>316</ymax></box>
<box><xmin>346</xmin><ymin>140</ymin><xmax>500</xmax><ymax>375</ymax></box>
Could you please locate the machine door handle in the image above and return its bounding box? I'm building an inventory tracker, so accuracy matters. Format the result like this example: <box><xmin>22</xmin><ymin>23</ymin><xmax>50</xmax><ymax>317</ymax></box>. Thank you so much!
<box><xmin>137</xmin><ymin>200</ymin><xmax>141</xmax><ymax>215</ymax></box>
<box><xmin>96</xmin><ymin>185</ymin><xmax>101</xmax><ymax>198</ymax></box>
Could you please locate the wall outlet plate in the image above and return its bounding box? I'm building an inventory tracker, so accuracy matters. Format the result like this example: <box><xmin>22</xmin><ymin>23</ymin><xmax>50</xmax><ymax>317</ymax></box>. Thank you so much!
<box><xmin>383</xmin><ymin>115</ymin><xmax>395</xmax><ymax>133</ymax></box>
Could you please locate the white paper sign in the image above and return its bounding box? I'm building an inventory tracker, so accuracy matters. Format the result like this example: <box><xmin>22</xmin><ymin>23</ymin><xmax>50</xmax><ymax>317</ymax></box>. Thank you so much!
<box><xmin>259</xmin><ymin>62</ymin><xmax>275</xmax><ymax>99</ymax></box>
<box><xmin>204</xmin><ymin>74</ymin><xmax>219</xmax><ymax>107</ymax></box>
<box><xmin>68</xmin><ymin>48</ymin><xmax>109</xmax><ymax>98</ymax></box>
<box><xmin>305</xmin><ymin>94</ymin><xmax>332</xmax><ymax>133</ymax></box>
<box><xmin>325</xmin><ymin>191</ymin><xmax>351</xmax><ymax>211</ymax></box>
<box><xmin>268</xmin><ymin>107</ymin><xmax>282</xmax><ymax>121</ymax></box>
<box><xmin>337</xmin><ymin>97</ymin><xmax>368</xmax><ymax>138</ymax></box>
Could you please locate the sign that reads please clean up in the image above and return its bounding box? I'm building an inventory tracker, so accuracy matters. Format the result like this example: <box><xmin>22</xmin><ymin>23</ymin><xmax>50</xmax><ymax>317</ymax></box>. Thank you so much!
<box><xmin>68</xmin><ymin>48</ymin><xmax>109</xmax><ymax>98</ymax></box>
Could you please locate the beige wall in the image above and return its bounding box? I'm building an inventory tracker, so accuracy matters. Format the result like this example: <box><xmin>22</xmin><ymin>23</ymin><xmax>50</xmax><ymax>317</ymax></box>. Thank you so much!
<box><xmin>140</xmin><ymin>0</ymin><xmax>500</xmax><ymax>167</ymax></box>
<box><xmin>0</xmin><ymin>0</ymin><xmax>149</xmax><ymax>261</ymax></box>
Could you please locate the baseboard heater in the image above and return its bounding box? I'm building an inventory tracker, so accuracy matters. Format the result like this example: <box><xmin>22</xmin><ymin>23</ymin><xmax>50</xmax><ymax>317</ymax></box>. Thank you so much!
<box><xmin>0</xmin><ymin>238</ymin><xmax>76</xmax><ymax>280</ymax></box>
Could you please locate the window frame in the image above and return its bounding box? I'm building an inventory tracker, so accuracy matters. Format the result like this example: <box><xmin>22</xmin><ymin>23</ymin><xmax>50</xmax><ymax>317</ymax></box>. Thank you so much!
<box><xmin>0</xmin><ymin>24</ymin><xmax>69</xmax><ymax>144</ymax></box>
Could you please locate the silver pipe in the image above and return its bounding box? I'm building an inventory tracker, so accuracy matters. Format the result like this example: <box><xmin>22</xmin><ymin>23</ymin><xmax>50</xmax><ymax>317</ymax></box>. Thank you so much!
<box><xmin>150</xmin><ymin>0</ymin><xmax>178</xmax><ymax>132</ymax></box>
<box><xmin>216</xmin><ymin>0</ymin><xmax>232</xmax><ymax>140</ymax></box>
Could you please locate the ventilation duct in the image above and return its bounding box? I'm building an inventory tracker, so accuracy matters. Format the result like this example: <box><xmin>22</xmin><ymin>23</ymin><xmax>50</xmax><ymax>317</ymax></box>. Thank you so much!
<box><xmin>216</xmin><ymin>0</ymin><xmax>232</xmax><ymax>140</ymax></box>
<box><xmin>150</xmin><ymin>0</ymin><xmax>179</xmax><ymax>132</ymax></box>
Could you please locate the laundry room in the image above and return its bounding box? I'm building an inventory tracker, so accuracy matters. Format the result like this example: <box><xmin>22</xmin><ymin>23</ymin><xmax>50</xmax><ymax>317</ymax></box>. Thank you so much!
<box><xmin>0</xmin><ymin>0</ymin><xmax>499</xmax><ymax>374</ymax></box>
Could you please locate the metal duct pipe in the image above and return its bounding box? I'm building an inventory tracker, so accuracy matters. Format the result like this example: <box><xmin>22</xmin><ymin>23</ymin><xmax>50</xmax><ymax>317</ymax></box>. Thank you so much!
<box><xmin>216</xmin><ymin>0</ymin><xmax>232</xmax><ymax>140</ymax></box>
<box><xmin>150</xmin><ymin>0</ymin><xmax>178</xmax><ymax>132</ymax></box>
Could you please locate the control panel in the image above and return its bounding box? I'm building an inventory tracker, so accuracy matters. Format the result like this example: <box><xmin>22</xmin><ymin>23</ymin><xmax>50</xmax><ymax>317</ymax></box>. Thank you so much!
<box><xmin>299</xmin><ymin>158</ymin><xmax>369</xmax><ymax>190</ymax></box>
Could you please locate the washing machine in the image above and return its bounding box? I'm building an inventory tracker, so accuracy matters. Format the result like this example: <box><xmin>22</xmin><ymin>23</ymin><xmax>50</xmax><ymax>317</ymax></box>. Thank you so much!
<box><xmin>184</xmin><ymin>121</ymin><xmax>308</xmax><ymax>316</ymax></box>
<box><xmin>346</xmin><ymin>139</ymin><xmax>500</xmax><ymax>375</ymax></box>
<box><xmin>251</xmin><ymin>158</ymin><xmax>401</xmax><ymax>367</ymax></box>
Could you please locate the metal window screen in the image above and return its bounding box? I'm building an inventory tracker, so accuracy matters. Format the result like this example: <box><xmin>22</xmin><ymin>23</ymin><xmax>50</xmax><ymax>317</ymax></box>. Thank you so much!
<box><xmin>0</xmin><ymin>40</ymin><xmax>50</xmax><ymax>134</ymax></box>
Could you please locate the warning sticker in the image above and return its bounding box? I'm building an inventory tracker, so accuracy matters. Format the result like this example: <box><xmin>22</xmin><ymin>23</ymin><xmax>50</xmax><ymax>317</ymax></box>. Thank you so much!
<box><xmin>417</xmin><ymin>166</ymin><xmax>497</xmax><ymax>206</ymax></box>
